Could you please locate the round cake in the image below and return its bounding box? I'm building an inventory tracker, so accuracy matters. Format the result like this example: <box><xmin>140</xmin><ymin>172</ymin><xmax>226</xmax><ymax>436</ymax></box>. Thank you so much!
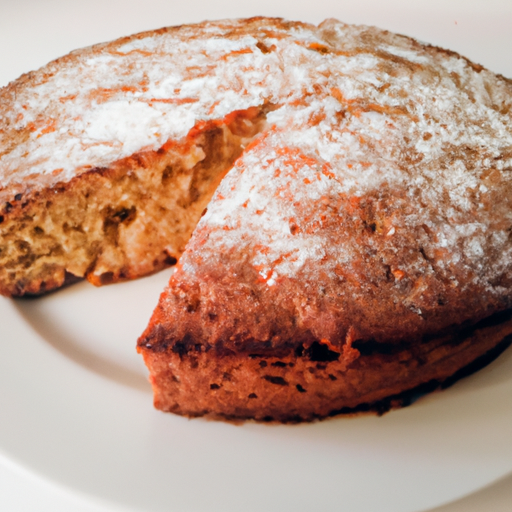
<box><xmin>1</xmin><ymin>17</ymin><xmax>512</xmax><ymax>421</ymax></box>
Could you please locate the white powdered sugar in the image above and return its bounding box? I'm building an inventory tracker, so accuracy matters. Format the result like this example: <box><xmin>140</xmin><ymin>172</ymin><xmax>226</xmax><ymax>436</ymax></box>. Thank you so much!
<box><xmin>83</xmin><ymin>101</ymin><xmax>169</xmax><ymax>153</ymax></box>
<box><xmin>202</xmin><ymin>129</ymin><xmax>354</xmax><ymax>280</ymax></box>
<box><xmin>1</xmin><ymin>17</ymin><xmax>512</xmax><ymax>292</ymax></box>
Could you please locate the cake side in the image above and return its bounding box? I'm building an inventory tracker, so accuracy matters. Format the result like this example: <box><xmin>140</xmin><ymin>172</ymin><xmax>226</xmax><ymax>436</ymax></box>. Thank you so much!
<box><xmin>140</xmin><ymin>308</ymin><xmax>512</xmax><ymax>422</ymax></box>
<box><xmin>0</xmin><ymin>17</ymin><xmax>311</xmax><ymax>295</ymax></box>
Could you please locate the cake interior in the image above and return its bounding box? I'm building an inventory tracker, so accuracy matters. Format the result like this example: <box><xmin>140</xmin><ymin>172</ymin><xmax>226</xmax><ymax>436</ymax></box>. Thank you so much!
<box><xmin>0</xmin><ymin>106</ymin><xmax>268</xmax><ymax>296</ymax></box>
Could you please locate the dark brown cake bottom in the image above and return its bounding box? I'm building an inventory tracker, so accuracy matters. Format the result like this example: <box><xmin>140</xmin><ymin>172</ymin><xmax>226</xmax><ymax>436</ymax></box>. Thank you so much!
<box><xmin>139</xmin><ymin>310</ymin><xmax>512</xmax><ymax>423</ymax></box>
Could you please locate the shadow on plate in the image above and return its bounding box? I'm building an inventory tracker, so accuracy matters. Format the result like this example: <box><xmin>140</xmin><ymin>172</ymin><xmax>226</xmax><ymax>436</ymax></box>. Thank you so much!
<box><xmin>13</xmin><ymin>285</ymin><xmax>150</xmax><ymax>394</ymax></box>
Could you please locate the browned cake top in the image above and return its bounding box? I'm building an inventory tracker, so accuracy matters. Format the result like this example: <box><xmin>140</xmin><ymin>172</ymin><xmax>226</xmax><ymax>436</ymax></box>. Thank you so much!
<box><xmin>136</xmin><ymin>18</ymin><xmax>512</xmax><ymax>352</ymax></box>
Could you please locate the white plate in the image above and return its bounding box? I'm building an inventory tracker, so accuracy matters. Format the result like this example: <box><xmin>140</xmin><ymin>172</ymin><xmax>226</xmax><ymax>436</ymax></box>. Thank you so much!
<box><xmin>1</xmin><ymin>2</ymin><xmax>512</xmax><ymax>512</ymax></box>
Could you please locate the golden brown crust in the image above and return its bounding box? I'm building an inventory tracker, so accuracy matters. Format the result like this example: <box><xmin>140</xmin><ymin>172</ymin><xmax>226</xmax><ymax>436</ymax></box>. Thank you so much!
<box><xmin>0</xmin><ymin>17</ymin><xmax>307</xmax><ymax>201</ymax></box>
<box><xmin>139</xmin><ymin>309</ymin><xmax>512</xmax><ymax>422</ymax></box>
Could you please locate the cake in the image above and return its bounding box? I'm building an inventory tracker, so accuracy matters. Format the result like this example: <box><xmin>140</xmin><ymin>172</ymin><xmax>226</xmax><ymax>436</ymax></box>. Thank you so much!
<box><xmin>0</xmin><ymin>18</ymin><xmax>270</xmax><ymax>296</ymax></box>
<box><xmin>1</xmin><ymin>17</ymin><xmax>512</xmax><ymax>421</ymax></box>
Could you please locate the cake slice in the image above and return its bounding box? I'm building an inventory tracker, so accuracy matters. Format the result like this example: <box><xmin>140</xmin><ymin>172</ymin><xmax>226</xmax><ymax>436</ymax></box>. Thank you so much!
<box><xmin>137</xmin><ymin>19</ymin><xmax>512</xmax><ymax>421</ymax></box>
<box><xmin>0</xmin><ymin>17</ymin><xmax>286</xmax><ymax>296</ymax></box>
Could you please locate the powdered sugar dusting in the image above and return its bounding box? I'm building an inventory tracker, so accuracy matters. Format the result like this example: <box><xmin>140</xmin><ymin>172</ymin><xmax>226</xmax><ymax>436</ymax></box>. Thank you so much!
<box><xmin>2</xmin><ymin>17</ymin><xmax>512</xmax><ymax>299</ymax></box>
<box><xmin>202</xmin><ymin>130</ymin><xmax>353</xmax><ymax>281</ymax></box>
